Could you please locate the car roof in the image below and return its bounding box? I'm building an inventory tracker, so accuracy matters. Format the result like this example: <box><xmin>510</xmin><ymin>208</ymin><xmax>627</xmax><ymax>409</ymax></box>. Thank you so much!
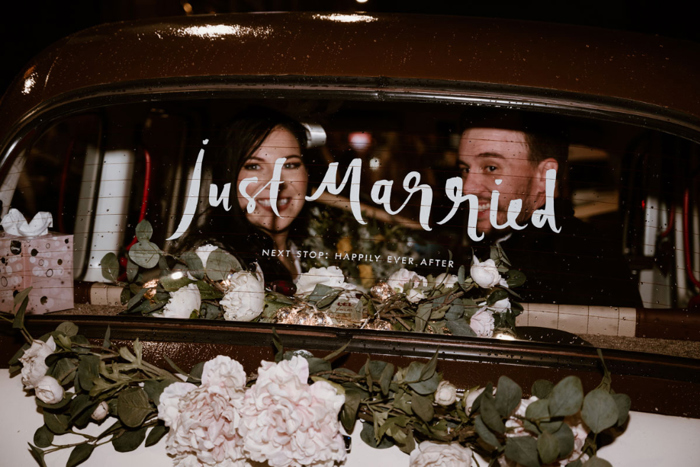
<box><xmin>2</xmin><ymin>11</ymin><xmax>700</xmax><ymax>147</ymax></box>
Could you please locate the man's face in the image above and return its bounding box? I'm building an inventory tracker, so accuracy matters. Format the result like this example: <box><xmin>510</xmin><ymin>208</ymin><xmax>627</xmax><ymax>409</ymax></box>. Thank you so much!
<box><xmin>458</xmin><ymin>127</ymin><xmax>547</xmax><ymax>238</ymax></box>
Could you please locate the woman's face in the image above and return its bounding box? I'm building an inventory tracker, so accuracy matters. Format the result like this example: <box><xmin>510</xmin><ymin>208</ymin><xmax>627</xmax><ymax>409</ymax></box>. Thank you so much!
<box><xmin>237</xmin><ymin>126</ymin><xmax>308</xmax><ymax>235</ymax></box>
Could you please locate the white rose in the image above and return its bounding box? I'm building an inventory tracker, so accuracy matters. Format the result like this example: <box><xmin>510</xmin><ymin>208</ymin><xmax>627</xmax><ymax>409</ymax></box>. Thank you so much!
<box><xmin>195</xmin><ymin>244</ymin><xmax>218</xmax><ymax>268</ymax></box>
<box><xmin>19</xmin><ymin>336</ymin><xmax>56</xmax><ymax>389</ymax></box>
<box><xmin>91</xmin><ymin>401</ymin><xmax>109</xmax><ymax>421</ymax></box>
<box><xmin>222</xmin><ymin>270</ymin><xmax>265</xmax><ymax>321</ymax></box>
<box><xmin>409</xmin><ymin>441</ymin><xmax>472</xmax><ymax>467</ymax></box>
<box><xmin>294</xmin><ymin>266</ymin><xmax>354</xmax><ymax>296</ymax></box>
<box><xmin>163</xmin><ymin>283</ymin><xmax>201</xmax><ymax>319</ymax></box>
<box><xmin>469</xmin><ymin>307</ymin><xmax>495</xmax><ymax>337</ymax></box>
<box><xmin>387</xmin><ymin>268</ymin><xmax>427</xmax><ymax>292</ymax></box>
<box><xmin>435</xmin><ymin>273</ymin><xmax>459</xmax><ymax>290</ymax></box>
<box><xmin>489</xmin><ymin>298</ymin><xmax>511</xmax><ymax>313</ymax></box>
<box><xmin>35</xmin><ymin>375</ymin><xmax>64</xmax><ymax>405</ymax></box>
<box><xmin>470</xmin><ymin>256</ymin><xmax>501</xmax><ymax>289</ymax></box>
<box><xmin>406</xmin><ymin>288</ymin><xmax>426</xmax><ymax>303</ymax></box>
<box><xmin>435</xmin><ymin>380</ymin><xmax>458</xmax><ymax>406</ymax></box>
<box><xmin>464</xmin><ymin>387</ymin><xmax>485</xmax><ymax>412</ymax></box>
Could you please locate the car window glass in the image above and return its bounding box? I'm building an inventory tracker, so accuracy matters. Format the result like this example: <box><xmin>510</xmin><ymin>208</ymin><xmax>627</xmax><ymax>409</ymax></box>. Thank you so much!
<box><xmin>2</xmin><ymin>98</ymin><xmax>697</xmax><ymax>353</ymax></box>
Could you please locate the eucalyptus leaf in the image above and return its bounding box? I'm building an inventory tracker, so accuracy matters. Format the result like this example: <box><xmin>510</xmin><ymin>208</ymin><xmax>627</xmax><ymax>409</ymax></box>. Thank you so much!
<box><xmin>532</xmin><ymin>380</ymin><xmax>554</xmax><ymax>399</ymax></box>
<box><xmin>117</xmin><ymin>388</ymin><xmax>152</xmax><ymax>428</ymax></box>
<box><xmin>446</xmin><ymin>318</ymin><xmax>477</xmax><ymax>337</ymax></box>
<box><xmin>145</xmin><ymin>424</ymin><xmax>169</xmax><ymax>447</ymax></box>
<box><xmin>200</xmin><ymin>302</ymin><xmax>222</xmax><ymax>320</ymax></box>
<box><xmin>126</xmin><ymin>258</ymin><xmax>139</xmax><ymax>283</ymax></box>
<box><xmin>487</xmin><ymin>288</ymin><xmax>510</xmax><ymax>306</ymax></box>
<box><xmin>44</xmin><ymin>412</ymin><xmax>69</xmax><ymax>435</ymax></box>
<box><xmin>549</xmin><ymin>376</ymin><xmax>583</xmax><ymax>418</ymax></box>
<box><xmin>474</xmin><ymin>415</ymin><xmax>501</xmax><ymax>449</ymax></box>
<box><xmin>552</xmin><ymin>421</ymin><xmax>575</xmax><ymax>459</ymax></box>
<box><xmin>360</xmin><ymin>421</ymin><xmax>394</xmax><ymax>449</ymax></box>
<box><xmin>56</xmin><ymin>322</ymin><xmax>79</xmax><ymax>337</ymax></box>
<box><xmin>144</xmin><ymin>380</ymin><xmax>174</xmax><ymax>406</ymax></box>
<box><xmin>480</xmin><ymin>396</ymin><xmax>506</xmax><ymax>434</ymax></box>
<box><xmin>581</xmin><ymin>388</ymin><xmax>619</xmax><ymax>434</ymax></box>
<box><xmin>379</xmin><ymin>362</ymin><xmax>394</xmax><ymax>396</ymax></box>
<box><xmin>113</xmin><ymin>426</ymin><xmax>148</xmax><ymax>452</ymax></box>
<box><xmin>135</xmin><ymin>220</ymin><xmax>154</xmax><ymax>242</ymax></box>
<box><xmin>340</xmin><ymin>386</ymin><xmax>366</xmax><ymax>434</ymax></box>
<box><xmin>458</xmin><ymin>265</ymin><xmax>465</xmax><ymax>285</ymax></box>
<box><xmin>159</xmin><ymin>273</ymin><xmax>194</xmax><ymax>292</ymax></box>
<box><xmin>181</xmin><ymin>252</ymin><xmax>205</xmax><ymax>280</ymax></box>
<box><xmin>537</xmin><ymin>430</ymin><xmax>560</xmax><ymax>464</ymax></box>
<box><xmin>307</xmin><ymin>283</ymin><xmax>335</xmax><ymax>303</ymax></box>
<box><xmin>12</xmin><ymin>287</ymin><xmax>32</xmax><ymax>328</ymax></box>
<box><xmin>495</xmin><ymin>376</ymin><xmax>522</xmax><ymax>417</ymax></box>
<box><xmin>404</xmin><ymin>361</ymin><xmax>425</xmax><ymax>383</ymax></box>
<box><xmin>33</xmin><ymin>425</ymin><xmax>54</xmax><ymax>448</ymax></box>
<box><xmin>195</xmin><ymin>280</ymin><xmax>224</xmax><ymax>300</ymax></box>
<box><xmin>505</xmin><ymin>436</ymin><xmax>540</xmax><ymax>467</ymax></box>
<box><xmin>103</xmin><ymin>325</ymin><xmax>111</xmax><ymax>349</ymax></box>
<box><xmin>66</xmin><ymin>443</ymin><xmax>95</xmax><ymax>467</ymax></box>
<box><xmin>205</xmin><ymin>248</ymin><xmax>242</xmax><ymax>281</ymax></box>
<box><xmin>408</xmin><ymin>372</ymin><xmax>440</xmax><ymax>395</ymax></box>
<box><xmin>316</xmin><ymin>289</ymin><xmax>342</xmax><ymax>309</ymax></box>
<box><xmin>411</xmin><ymin>393</ymin><xmax>434</xmax><ymax>422</ymax></box>
<box><xmin>445</xmin><ymin>300</ymin><xmax>465</xmax><ymax>321</ymax></box>
<box><xmin>187</xmin><ymin>361</ymin><xmax>205</xmax><ymax>383</ymax></box>
<box><xmin>419</xmin><ymin>351</ymin><xmax>439</xmax><ymax>382</ymax></box>
<box><xmin>506</xmin><ymin>270</ymin><xmax>527</xmax><ymax>288</ymax></box>
<box><xmin>612</xmin><ymin>393</ymin><xmax>631</xmax><ymax>426</ymax></box>
<box><xmin>77</xmin><ymin>355</ymin><xmax>100</xmax><ymax>391</ymax></box>
<box><xmin>129</xmin><ymin>241</ymin><xmax>162</xmax><ymax>269</ymax></box>
<box><xmin>29</xmin><ymin>443</ymin><xmax>48</xmax><ymax>467</ymax></box>
<box><xmin>414</xmin><ymin>303</ymin><xmax>432</xmax><ymax>332</ymax></box>
<box><xmin>101</xmin><ymin>253</ymin><xmax>120</xmax><ymax>282</ymax></box>
<box><xmin>582</xmin><ymin>456</ymin><xmax>613</xmax><ymax>467</ymax></box>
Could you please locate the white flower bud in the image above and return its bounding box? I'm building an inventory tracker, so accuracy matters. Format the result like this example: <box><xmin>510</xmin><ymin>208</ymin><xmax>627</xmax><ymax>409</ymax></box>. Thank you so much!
<box><xmin>435</xmin><ymin>380</ymin><xmax>458</xmax><ymax>406</ymax></box>
<box><xmin>91</xmin><ymin>401</ymin><xmax>110</xmax><ymax>421</ymax></box>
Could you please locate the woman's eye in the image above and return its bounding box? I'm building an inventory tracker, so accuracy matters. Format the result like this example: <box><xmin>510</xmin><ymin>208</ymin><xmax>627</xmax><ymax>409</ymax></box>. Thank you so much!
<box><xmin>460</xmin><ymin>166</ymin><xmax>470</xmax><ymax>174</ymax></box>
<box><xmin>243</xmin><ymin>163</ymin><xmax>260</xmax><ymax>171</ymax></box>
<box><xmin>486</xmin><ymin>165</ymin><xmax>498</xmax><ymax>172</ymax></box>
<box><xmin>284</xmin><ymin>161</ymin><xmax>302</xmax><ymax>169</ymax></box>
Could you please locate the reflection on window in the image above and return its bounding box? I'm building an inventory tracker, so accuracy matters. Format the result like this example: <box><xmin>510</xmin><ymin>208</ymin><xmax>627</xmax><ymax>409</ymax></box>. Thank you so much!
<box><xmin>3</xmin><ymin>100</ymin><xmax>700</xmax><ymax>311</ymax></box>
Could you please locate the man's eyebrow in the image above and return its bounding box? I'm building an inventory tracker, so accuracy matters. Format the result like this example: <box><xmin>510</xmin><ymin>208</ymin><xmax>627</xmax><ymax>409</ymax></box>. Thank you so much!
<box><xmin>475</xmin><ymin>152</ymin><xmax>506</xmax><ymax>159</ymax></box>
<box><xmin>458</xmin><ymin>152</ymin><xmax>507</xmax><ymax>165</ymax></box>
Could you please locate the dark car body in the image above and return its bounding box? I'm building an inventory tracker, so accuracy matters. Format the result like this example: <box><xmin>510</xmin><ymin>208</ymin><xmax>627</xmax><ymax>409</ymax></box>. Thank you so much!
<box><xmin>1</xmin><ymin>13</ymin><xmax>699</xmax><ymax>424</ymax></box>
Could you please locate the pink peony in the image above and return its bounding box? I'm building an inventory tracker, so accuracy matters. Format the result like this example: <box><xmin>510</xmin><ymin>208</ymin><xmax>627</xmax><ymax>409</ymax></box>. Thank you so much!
<box><xmin>239</xmin><ymin>356</ymin><xmax>346</xmax><ymax>467</ymax></box>
<box><xmin>157</xmin><ymin>356</ymin><xmax>249</xmax><ymax>467</ymax></box>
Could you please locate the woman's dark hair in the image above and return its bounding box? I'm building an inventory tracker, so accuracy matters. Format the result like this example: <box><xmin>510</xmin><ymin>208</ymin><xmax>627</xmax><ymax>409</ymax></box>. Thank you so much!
<box><xmin>178</xmin><ymin>107</ymin><xmax>309</xmax><ymax>283</ymax></box>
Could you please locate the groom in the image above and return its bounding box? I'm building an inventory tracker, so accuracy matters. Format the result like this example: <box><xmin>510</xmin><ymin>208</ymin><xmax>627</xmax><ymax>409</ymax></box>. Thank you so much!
<box><xmin>457</xmin><ymin>111</ymin><xmax>641</xmax><ymax>308</ymax></box>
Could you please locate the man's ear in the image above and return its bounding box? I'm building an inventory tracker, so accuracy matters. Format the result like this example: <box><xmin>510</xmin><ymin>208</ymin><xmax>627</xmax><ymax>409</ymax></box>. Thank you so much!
<box><xmin>535</xmin><ymin>158</ymin><xmax>559</xmax><ymax>195</ymax></box>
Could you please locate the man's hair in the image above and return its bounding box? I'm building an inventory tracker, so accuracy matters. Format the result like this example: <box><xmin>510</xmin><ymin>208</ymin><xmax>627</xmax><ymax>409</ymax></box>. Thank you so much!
<box><xmin>459</xmin><ymin>109</ymin><xmax>569</xmax><ymax>166</ymax></box>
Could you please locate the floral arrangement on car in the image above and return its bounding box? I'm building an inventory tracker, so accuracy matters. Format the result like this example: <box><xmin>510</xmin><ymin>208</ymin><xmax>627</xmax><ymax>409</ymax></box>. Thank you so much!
<box><xmin>301</xmin><ymin>206</ymin><xmax>421</xmax><ymax>288</ymax></box>
<box><xmin>100</xmin><ymin>221</ymin><xmax>525</xmax><ymax>338</ymax></box>
<box><xmin>3</xmin><ymin>300</ymin><xmax>629</xmax><ymax>467</ymax></box>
